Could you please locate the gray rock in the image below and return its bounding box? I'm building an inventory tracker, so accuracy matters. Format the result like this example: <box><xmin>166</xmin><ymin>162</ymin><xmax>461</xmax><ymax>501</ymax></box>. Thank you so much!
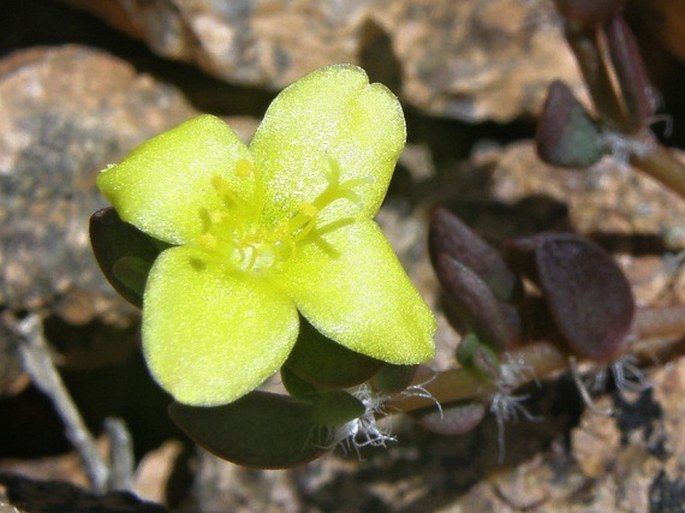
<box><xmin>0</xmin><ymin>45</ymin><xmax>197</xmax><ymax>321</ymax></box>
<box><xmin>0</xmin><ymin>472</ymin><xmax>168</xmax><ymax>513</ymax></box>
<box><xmin>61</xmin><ymin>0</ymin><xmax>581</xmax><ymax>122</ymax></box>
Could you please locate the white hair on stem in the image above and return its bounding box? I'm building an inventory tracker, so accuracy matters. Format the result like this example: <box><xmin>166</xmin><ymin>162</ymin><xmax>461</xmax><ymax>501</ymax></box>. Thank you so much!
<box><xmin>598</xmin><ymin>94</ymin><xmax>673</xmax><ymax>172</ymax></box>
<box><xmin>571</xmin><ymin>352</ymin><xmax>651</xmax><ymax>418</ymax></box>
<box><xmin>325</xmin><ymin>375</ymin><xmax>445</xmax><ymax>458</ymax></box>
<box><xmin>490</xmin><ymin>354</ymin><xmax>542</xmax><ymax>463</ymax></box>
<box><xmin>399</xmin><ymin>369</ymin><xmax>443</xmax><ymax>418</ymax></box>
<box><xmin>569</xmin><ymin>356</ymin><xmax>614</xmax><ymax>416</ymax></box>
<box><xmin>327</xmin><ymin>385</ymin><xmax>396</xmax><ymax>458</ymax></box>
<box><xmin>600</xmin><ymin>131</ymin><xmax>654</xmax><ymax>170</ymax></box>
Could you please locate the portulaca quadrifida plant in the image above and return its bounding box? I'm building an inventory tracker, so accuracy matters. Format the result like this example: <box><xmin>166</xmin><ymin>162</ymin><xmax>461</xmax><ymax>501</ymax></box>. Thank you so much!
<box><xmin>91</xmin><ymin>1</ymin><xmax>685</xmax><ymax>468</ymax></box>
<box><xmin>92</xmin><ymin>65</ymin><xmax>439</xmax><ymax>466</ymax></box>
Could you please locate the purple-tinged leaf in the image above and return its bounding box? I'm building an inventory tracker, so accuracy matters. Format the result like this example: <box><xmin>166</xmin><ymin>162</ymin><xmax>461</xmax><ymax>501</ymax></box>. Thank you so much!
<box><xmin>536</xmin><ymin>81</ymin><xmax>604</xmax><ymax>169</ymax></box>
<box><xmin>553</xmin><ymin>0</ymin><xmax>626</xmax><ymax>26</ymax></box>
<box><xmin>434</xmin><ymin>254</ymin><xmax>512</xmax><ymax>352</ymax></box>
<box><xmin>429</xmin><ymin>208</ymin><xmax>520</xmax><ymax>302</ymax></box>
<box><xmin>412</xmin><ymin>400</ymin><xmax>486</xmax><ymax>436</ymax></box>
<box><xmin>169</xmin><ymin>392</ymin><xmax>328</xmax><ymax>469</ymax></box>
<box><xmin>89</xmin><ymin>207</ymin><xmax>166</xmax><ymax>307</ymax></box>
<box><xmin>508</xmin><ymin>233</ymin><xmax>635</xmax><ymax>362</ymax></box>
<box><xmin>606</xmin><ymin>14</ymin><xmax>653</xmax><ymax>132</ymax></box>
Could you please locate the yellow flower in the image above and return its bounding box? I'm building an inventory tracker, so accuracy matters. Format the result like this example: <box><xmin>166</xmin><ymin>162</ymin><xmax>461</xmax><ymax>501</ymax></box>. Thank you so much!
<box><xmin>97</xmin><ymin>65</ymin><xmax>436</xmax><ymax>406</ymax></box>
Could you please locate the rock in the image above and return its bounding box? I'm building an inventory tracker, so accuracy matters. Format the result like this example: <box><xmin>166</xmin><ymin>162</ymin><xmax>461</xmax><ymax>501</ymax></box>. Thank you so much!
<box><xmin>0</xmin><ymin>45</ymin><xmax>199</xmax><ymax>464</ymax></box>
<box><xmin>437</xmin><ymin>141</ymin><xmax>685</xmax><ymax>310</ymax></box>
<box><xmin>422</xmin><ymin>359</ymin><xmax>685</xmax><ymax>513</ymax></box>
<box><xmin>0</xmin><ymin>321</ymin><xmax>25</xmax><ymax>398</ymax></box>
<box><xmin>451</xmin><ymin>141</ymin><xmax>685</xmax><ymax>249</ymax></box>
<box><xmin>60</xmin><ymin>0</ymin><xmax>581</xmax><ymax>122</ymax></box>
<box><xmin>0</xmin><ymin>45</ymin><xmax>196</xmax><ymax>322</ymax></box>
<box><xmin>0</xmin><ymin>472</ymin><xmax>168</xmax><ymax>513</ymax></box>
<box><xmin>3</xmin><ymin>4</ymin><xmax>685</xmax><ymax>511</ymax></box>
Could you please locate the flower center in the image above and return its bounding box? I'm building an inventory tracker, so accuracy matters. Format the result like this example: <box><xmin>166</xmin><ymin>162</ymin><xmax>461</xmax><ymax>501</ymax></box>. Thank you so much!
<box><xmin>195</xmin><ymin>158</ymin><xmax>368</xmax><ymax>274</ymax></box>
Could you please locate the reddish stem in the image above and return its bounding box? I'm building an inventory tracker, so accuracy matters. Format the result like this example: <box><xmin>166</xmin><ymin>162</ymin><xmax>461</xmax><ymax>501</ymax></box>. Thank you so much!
<box><xmin>388</xmin><ymin>304</ymin><xmax>685</xmax><ymax>414</ymax></box>
<box><xmin>630</xmin><ymin>144</ymin><xmax>685</xmax><ymax>200</ymax></box>
<box><xmin>564</xmin><ymin>22</ymin><xmax>628</xmax><ymax>131</ymax></box>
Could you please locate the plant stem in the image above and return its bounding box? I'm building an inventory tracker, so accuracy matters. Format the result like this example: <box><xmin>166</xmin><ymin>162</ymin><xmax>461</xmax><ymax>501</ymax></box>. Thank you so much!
<box><xmin>562</xmin><ymin>15</ymin><xmax>685</xmax><ymax>199</ymax></box>
<box><xmin>630</xmin><ymin>144</ymin><xmax>685</xmax><ymax>200</ymax></box>
<box><xmin>386</xmin><ymin>342</ymin><xmax>565</xmax><ymax>414</ymax></box>
<box><xmin>388</xmin><ymin>304</ymin><xmax>685</xmax><ymax>414</ymax></box>
<box><xmin>564</xmin><ymin>22</ymin><xmax>627</xmax><ymax>131</ymax></box>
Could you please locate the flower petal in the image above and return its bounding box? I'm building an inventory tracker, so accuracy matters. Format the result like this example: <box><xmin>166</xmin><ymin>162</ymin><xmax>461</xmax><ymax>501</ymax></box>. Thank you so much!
<box><xmin>143</xmin><ymin>246</ymin><xmax>299</xmax><ymax>405</ymax></box>
<box><xmin>250</xmin><ymin>64</ymin><xmax>406</xmax><ymax>224</ymax></box>
<box><xmin>97</xmin><ymin>115</ymin><xmax>252</xmax><ymax>245</ymax></box>
<box><xmin>272</xmin><ymin>221</ymin><xmax>436</xmax><ymax>364</ymax></box>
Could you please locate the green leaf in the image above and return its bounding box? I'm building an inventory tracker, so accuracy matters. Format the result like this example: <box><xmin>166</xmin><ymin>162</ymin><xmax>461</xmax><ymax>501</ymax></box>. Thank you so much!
<box><xmin>89</xmin><ymin>207</ymin><xmax>165</xmax><ymax>307</ymax></box>
<box><xmin>371</xmin><ymin>364</ymin><xmax>419</xmax><ymax>394</ymax></box>
<box><xmin>536</xmin><ymin>80</ymin><xmax>603</xmax><ymax>169</ymax></box>
<box><xmin>169</xmin><ymin>392</ymin><xmax>328</xmax><ymax>468</ymax></box>
<box><xmin>280</xmin><ymin>366</ymin><xmax>320</xmax><ymax>399</ymax></box>
<box><xmin>311</xmin><ymin>390</ymin><xmax>365</xmax><ymax>426</ymax></box>
<box><xmin>284</xmin><ymin>317</ymin><xmax>382</xmax><ymax>389</ymax></box>
<box><xmin>456</xmin><ymin>333</ymin><xmax>501</xmax><ymax>379</ymax></box>
<box><xmin>280</xmin><ymin>370</ymin><xmax>365</xmax><ymax>426</ymax></box>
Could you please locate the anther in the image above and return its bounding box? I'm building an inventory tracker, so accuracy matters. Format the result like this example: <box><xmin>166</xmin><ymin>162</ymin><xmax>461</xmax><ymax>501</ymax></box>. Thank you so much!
<box><xmin>235</xmin><ymin>159</ymin><xmax>253</xmax><ymax>178</ymax></box>
<box><xmin>299</xmin><ymin>203</ymin><xmax>318</xmax><ymax>218</ymax></box>
<box><xmin>211</xmin><ymin>175</ymin><xmax>231</xmax><ymax>193</ymax></box>
<box><xmin>198</xmin><ymin>233</ymin><xmax>218</xmax><ymax>252</ymax></box>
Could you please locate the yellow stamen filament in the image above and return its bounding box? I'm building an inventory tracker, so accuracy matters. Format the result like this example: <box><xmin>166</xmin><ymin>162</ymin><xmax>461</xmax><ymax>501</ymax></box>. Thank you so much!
<box><xmin>195</xmin><ymin>157</ymin><xmax>369</xmax><ymax>273</ymax></box>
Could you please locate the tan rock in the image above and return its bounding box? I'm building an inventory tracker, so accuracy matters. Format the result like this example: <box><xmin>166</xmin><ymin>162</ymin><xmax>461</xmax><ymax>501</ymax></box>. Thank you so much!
<box><xmin>61</xmin><ymin>0</ymin><xmax>581</xmax><ymax>122</ymax></box>
<box><xmin>0</xmin><ymin>45</ymin><xmax>196</xmax><ymax>317</ymax></box>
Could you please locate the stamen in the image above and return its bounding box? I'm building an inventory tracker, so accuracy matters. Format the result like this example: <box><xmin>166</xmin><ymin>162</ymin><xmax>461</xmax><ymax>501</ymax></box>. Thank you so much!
<box><xmin>197</xmin><ymin>233</ymin><xmax>218</xmax><ymax>252</ymax></box>
<box><xmin>195</xmin><ymin>157</ymin><xmax>372</xmax><ymax>274</ymax></box>
<box><xmin>235</xmin><ymin>158</ymin><xmax>253</xmax><ymax>178</ymax></box>
<box><xmin>299</xmin><ymin>203</ymin><xmax>318</xmax><ymax>218</ymax></box>
<box><xmin>199</xmin><ymin>208</ymin><xmax>212</xmax><ymax>232</ymax></box>
<box><xmin>311</xmin><ymin>158</ymin><xmax>373</xmax><ymax>212</ymax></box>
<box><xmin>308</xmin><ymin>217</ymin><xmax>356</xmax><ymax>241</ymax></box>
<box><xmin>287</xmin><ymin>204</ymin><xmax>319</xmax><ymax>241</ymax></box>
<box><xmin>211</xmin><ymin>175</ymin><xmax>250</xmax><ymax>213</ymax></box>
<box><xmin>301</xmin><ymin>217</ymin><xmax>357</xmax><ymax>259</ymax></box>
<box><xmin>236</xmin><ymin>158</ymin><xmax>266</xmax><ymax>220</ymax></box>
